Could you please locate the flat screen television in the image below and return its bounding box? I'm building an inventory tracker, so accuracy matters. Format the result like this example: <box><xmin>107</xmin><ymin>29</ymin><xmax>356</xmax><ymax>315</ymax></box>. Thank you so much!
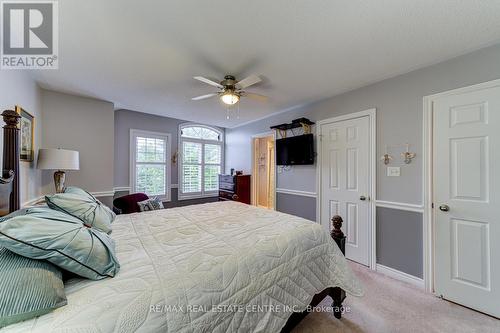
<box><xmin>276</xmin><ymin>133</ymin><xmax>314</xmax><ymax>165</ymax></box>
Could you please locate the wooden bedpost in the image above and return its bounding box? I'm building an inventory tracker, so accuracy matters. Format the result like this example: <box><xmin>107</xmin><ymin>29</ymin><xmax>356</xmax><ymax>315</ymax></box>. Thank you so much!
<box><xmin>280</xmin><ymin>215</ymin><xmax>349</xmax><ymax>332</ymax></box>
<box><xmin>330</xmin><ymin>215</ymin><xmax>347</xmax><ymax>319</ymax></box>
<box><xmin>330</xmin><ymin>215</ymin><xmax>346</xmax><ymax>255</ymax></box>
<box><xmin>2</xmin><ymin>110</ymin><xmax>20</xmax><ymax>213</ymax></box>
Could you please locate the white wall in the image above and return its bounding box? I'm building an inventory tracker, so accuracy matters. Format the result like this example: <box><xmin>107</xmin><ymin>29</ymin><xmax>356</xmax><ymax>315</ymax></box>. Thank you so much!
<box><xmin>41</xmin><ymin>90</ymin><xmax>114</xmax><ymax>196</ymax></box>
<box><xmin>0</xmin><ymin>72</ymin><xmax>42</xmax><ymax>205</ymax></box>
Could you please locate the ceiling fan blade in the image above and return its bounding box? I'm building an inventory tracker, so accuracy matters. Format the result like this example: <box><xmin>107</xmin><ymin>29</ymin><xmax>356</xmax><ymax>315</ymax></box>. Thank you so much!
<box><xmin>193</xmin><ymin>76</ymin><xmax>223</xmax><ymax>89</ymax></box>
<box><xmin>236</xmin><ymin>74</ymin><xmax>261</xmax><ymax>89</ymax></box>
<box><xmin>244</xmin><ymin>92</ymin><xmax>269</xmax><ymax>102</ymax></box>
<box><xmin>192</xmin><ymin>93</ymin><xmax>218</xmax><ymax>101</ymax></box>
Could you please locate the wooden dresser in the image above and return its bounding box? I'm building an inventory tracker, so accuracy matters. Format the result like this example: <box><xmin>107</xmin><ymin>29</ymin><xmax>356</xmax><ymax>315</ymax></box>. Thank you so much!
<box><xmin>218</xmin><ymin>174</ymin><xmax>251</xmax><ymax>204</ymax></box>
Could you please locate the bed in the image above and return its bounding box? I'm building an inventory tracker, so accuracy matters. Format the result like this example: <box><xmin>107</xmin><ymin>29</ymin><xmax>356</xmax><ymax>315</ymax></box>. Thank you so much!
<box><xmin>0</xmin><ymin>110</ymin><xmax>362</xmax><ymax>332</ymax></box>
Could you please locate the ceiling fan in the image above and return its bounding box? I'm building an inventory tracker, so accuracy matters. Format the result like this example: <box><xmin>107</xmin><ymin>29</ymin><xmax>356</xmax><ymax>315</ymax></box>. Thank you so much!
<box><xmin>192</xmin><ymin>74</ymin><xmax>268</xmax><ymax>105</ymax></box>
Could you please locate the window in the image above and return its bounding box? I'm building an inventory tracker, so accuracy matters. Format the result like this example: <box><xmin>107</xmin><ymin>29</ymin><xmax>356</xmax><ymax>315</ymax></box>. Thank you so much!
<box><xmin>179</xmin><ymin>124</ymin><xmax>223</xmax><ymax>199</ymax></box>
<box><xmin>130</xmin><ymin>129</ymin><xmax>171</xmax><ymax>200</ymax></box>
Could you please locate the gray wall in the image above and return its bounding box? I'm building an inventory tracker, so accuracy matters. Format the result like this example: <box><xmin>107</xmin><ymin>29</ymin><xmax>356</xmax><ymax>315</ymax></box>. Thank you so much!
<box><xmin>114</xmin><ymin>109</ymin><xmax>222</xmax><ymax>207</ymax></box>
<box><xmin>377</xmin><ymin>208</ymin><xmax>423</xmax><ymax>278</ymax></box>
<box><xmin>0</xmin><ymin>72</ymin><xmax>43</xmax><ymax>206</ymax></box>
<box><xmin>41</xmin><ymin>90</ymin><xmax>115</xmax><ymax>202</ymax></box>
<box><xmin>226</xmin><ymin>43</ymin><xmax>500</xmax><ymax>277</ymax></box>
<box><xmin>276</xmin><ymin>193</ymin><xmax>316</xmax><ymax>221</ymax></box>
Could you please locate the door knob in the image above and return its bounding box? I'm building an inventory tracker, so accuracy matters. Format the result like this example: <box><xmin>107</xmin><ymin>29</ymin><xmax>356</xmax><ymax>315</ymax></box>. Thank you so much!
<box><xmin>439</xmin><ymin>204</ymin><xmax>450</xmax><ymax>212</ymax></box>
<box><xmin>360</xmin><ymin>196</ymin><xmax>367</xmax><ymax>201</ymax></box>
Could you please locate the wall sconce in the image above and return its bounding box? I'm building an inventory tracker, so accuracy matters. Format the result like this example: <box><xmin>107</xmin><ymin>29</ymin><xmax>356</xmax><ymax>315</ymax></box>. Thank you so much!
<box><xmin>380</xmin><ymin>146</ymin><xmax>393</xmax><ymax>165</ymax></box>
<box><xmin>172</xmin><ymin>151</ymin><xmax>179</xmax><ymax>164</ymax></box>
<box><xmin>401</xmin><ymin>143</ymin><xmax>416</xmax><ymax>164</ymax></box>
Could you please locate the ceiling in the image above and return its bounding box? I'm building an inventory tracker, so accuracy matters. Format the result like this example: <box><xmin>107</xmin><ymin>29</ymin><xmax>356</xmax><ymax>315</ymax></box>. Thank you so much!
<box><xmin>32</xmin><ymin>0</ymin><xmax>500</xmax><ymax>128</ymax></box>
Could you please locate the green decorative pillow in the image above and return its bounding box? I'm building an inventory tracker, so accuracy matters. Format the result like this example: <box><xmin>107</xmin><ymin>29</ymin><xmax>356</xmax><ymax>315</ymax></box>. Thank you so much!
<box><xmin>0</xmin><ymin>247</ymin><xmax>67</xmax><ymax>328</ymax></box>
<box><xmin>0</xmin><ymin>207</ymin><xmax>120</xmax><ymax>280</ymax></box>
<box><xmin>138</xmin><ymin>197</ymin><xmax>164</xmax><ymax>212</ymax></box>
<box><xmin>45</xmin><ymin>186</ymin><xmax>115</xmax><ymax>234</ymax></box>
<box><xmin>137</xmin><ymin>198</ymin><xmax>152</xmax><ymax>212</ymax></box>
<box><xmin>147</xmin><ymin>197</ymin><xmax>164</xmax><ymax>210</ymax></box>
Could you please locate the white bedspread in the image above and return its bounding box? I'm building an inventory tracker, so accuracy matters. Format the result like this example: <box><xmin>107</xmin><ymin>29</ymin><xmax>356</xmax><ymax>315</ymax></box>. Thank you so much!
<box><xmin>2</xmin><ymin>201</ymin><xmax>362</xmax><ymax>333</ymax></box>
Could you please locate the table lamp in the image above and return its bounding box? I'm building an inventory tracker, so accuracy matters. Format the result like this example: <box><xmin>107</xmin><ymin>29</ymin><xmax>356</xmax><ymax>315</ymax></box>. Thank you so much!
<box><xmin>37</xmin><ymin>148</ymin><xmax>80</xmax><ymax>193</ymax></box>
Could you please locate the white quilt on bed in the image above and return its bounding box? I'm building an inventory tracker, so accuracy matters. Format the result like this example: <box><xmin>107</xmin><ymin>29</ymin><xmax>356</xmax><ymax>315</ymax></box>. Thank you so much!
<box><xmin>2</xmin><ymin>201</ymin><xmax>362</xmax><ymax>333</ymax></box>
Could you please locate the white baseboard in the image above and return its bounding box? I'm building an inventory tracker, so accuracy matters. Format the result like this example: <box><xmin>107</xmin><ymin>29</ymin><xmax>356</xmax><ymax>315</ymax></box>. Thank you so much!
<box><xmin>376</xmin><ymin>264</ymin><xmax>424</xmax><ymax>289</ymax></box>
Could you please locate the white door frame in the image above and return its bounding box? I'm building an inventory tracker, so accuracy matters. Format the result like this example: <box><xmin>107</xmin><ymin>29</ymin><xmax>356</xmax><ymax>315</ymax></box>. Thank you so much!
<box><xmin>422</xmin><ymin>78</ymin><xmax>500</xmax><ymax>294</ymax></box>
<box><xmin>251</xmin><ymin>131</ymin><xmax>277</xmax><ymax>210</ymax></box>
<box><xmin>316</xmin><ymin>108</ymin><xmax>377</xmax><ymax>270</ymax></box>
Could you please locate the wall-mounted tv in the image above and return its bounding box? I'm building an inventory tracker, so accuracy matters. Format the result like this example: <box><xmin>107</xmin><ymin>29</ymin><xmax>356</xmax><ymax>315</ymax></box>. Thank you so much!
<box><xmin>276</xmin><ymin>134</ymin><xmax>314</xmax><ymax>165</ymax></box>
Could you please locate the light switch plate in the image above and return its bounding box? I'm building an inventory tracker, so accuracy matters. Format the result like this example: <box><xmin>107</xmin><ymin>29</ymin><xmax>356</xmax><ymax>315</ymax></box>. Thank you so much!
<box><xmin>387</xmin><ymin>167</ymin><xmax>401</xmax><ymax>177</ymax></box>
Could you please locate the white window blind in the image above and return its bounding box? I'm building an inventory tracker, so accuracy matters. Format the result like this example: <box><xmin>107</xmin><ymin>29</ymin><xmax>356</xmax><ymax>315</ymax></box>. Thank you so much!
<box><xmin>130</xmin><ymin>130</ymin><xmax>171</xmax><ymax>199</ymax></box>
<box><xmin>179</xmin><ymin>124</ymin><xmax>223</xmax><ymax>199</ymax></box>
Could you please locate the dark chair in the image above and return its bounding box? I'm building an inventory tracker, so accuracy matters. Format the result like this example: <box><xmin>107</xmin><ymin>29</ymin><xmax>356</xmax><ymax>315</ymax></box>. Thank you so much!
<box><xmin>113</xmin><ymin>193</ymin><xmax>149</xmax><ymax>214</ymax></box>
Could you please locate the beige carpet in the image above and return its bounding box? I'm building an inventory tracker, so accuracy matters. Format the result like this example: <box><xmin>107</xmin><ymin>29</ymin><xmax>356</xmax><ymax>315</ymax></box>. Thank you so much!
<box><xmin>293</xmin><ymin>262</ymin><xmax>500</xmax><ymax>333</ymax></box>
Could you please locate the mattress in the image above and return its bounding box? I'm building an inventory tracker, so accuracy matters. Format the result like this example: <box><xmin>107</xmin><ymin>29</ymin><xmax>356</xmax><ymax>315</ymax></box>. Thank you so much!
<box><xmin>2</xmin><ymin>201</ymin><xmax>362</xmax><ymax>333</ymax></box>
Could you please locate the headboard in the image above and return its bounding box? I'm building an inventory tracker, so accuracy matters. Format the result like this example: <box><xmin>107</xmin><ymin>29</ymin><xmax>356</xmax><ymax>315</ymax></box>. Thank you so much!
<box><xmin>0</xmin><ymin>109</ymin><xmax>21</xmax><ymax>217</ymax></box>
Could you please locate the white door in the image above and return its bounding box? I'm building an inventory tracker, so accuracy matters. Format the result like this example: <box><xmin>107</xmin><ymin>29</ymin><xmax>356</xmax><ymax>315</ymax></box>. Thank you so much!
<box><xmin>320</xmin><ymin>116</ymin><xmax>370</xmax><ymax>265</ymax></box>
<box><xmin>434</xmin><ymin>84</ymin><xmax>500</xmax><ymax>318</ymax></box>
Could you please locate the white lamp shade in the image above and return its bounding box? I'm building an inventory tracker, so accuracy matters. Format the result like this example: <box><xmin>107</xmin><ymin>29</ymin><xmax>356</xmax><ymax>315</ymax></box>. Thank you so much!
<box><xmin>37</xmin><ymin>149</ymin><xmax>80</xmax><ymax>170</ymax></box>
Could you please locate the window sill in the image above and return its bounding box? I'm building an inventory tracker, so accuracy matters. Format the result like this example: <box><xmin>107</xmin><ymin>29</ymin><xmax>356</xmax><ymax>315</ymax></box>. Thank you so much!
<box><xmin>177</xmin><ymin>193</ymin><xmax>218</xmax><ymax>201</ymax></box>
<box><xmin>144</xmin><ymin>195</ymin><xmax>170</xmax><ymax>203</ymax></box>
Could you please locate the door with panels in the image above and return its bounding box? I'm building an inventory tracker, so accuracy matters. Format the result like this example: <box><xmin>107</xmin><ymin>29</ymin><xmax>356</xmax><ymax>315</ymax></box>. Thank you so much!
<box><xmin>320</xmin><ymin>116</ymin><xmax>370</xmax><ymax>266</ymax></box>
<box><xmin>433</xmin><ymin>84</ymin><xmax>500</xmax><ymax>318</ymax></box>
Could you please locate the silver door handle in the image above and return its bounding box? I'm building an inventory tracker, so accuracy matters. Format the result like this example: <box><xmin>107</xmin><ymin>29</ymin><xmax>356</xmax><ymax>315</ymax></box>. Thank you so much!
<box><xmin>360</xmin><ymin>196</ymin><xmax>367</xmax><ymax>201</ymax></box>
<box><xmin>439</xmin><ymin>204</ymin><xmax>450</xmax><ymax>212</ymax></box>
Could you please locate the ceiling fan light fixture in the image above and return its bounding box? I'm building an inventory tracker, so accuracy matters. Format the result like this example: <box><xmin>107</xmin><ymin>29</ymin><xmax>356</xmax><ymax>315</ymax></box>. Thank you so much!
<box><xmin>220</xmin><ymin>91</ymin><xmax>240</xmax><ymax>105</ymax></box>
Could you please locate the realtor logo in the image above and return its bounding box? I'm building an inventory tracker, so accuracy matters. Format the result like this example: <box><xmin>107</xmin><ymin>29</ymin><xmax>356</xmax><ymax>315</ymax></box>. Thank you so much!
<box><xmin>1</xmin><ymin>0</ymin><xmax>58</xmax><ymax>69</ymax></box>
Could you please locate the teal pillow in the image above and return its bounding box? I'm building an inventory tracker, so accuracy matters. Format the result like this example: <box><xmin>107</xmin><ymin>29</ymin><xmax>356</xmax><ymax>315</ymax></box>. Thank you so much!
<box><xmin>0</xmin><ymin>207</ymin><xmax>120</xmax><ymax>280</ymax></box>
<box><xmin>0</xmin><ymin>207</ymin><xmax>34</xmax><ymax>222</ymax></box>
<box><xmin>0</xmin><ymin>247</ymin><xmax>67</xmax><ymax>328</ymax></box>
<box><xmin>45</xmin><ymin>186</ymin><xmax>115</xmax><ymax>234</ymax></box>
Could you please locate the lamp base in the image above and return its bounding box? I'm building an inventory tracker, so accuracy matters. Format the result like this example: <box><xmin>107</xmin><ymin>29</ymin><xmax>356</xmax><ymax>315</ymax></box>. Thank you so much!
<box><xmin>54</xmin><ymin>170</ymin><xmax>66</xmax><ymax>193</ymax></box>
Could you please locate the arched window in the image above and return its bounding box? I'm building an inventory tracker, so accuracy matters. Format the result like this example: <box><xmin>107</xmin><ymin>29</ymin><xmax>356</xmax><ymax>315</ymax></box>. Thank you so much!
<box><xmin>179</xmin><ymin>124</ymin><xmax>224</xmax><ymax>199</ymax></box>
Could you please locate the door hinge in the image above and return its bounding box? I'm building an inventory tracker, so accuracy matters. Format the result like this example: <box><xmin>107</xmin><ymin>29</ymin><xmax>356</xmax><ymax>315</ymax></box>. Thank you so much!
<box><xmin>432</xmin><ymin>203</ymin><xmax>434</xmax><ymax>209</ymax></box>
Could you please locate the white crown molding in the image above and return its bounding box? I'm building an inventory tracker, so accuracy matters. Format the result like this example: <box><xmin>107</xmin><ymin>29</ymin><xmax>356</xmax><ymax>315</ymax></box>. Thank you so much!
<box><xmin>276</xmin><ymin>188</ymin><xmax>317</xmax><ymax>198</ymax></box>
<box><xmin>376</xmin><ymin>264</ymin><xmax>424</xmax><ymax>289</ymax></box>
<box><xmin>375</xmin><ymin>200</ymin><xmax>424</xmax><ymax>213</ymax></box>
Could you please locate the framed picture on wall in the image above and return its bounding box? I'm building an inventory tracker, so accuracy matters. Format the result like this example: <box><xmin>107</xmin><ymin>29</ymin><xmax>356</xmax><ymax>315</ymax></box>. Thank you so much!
<box><xmin>15</xmin><ymin>105</ymin><xmax>35</xmax><ymax>162</ymax></box>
